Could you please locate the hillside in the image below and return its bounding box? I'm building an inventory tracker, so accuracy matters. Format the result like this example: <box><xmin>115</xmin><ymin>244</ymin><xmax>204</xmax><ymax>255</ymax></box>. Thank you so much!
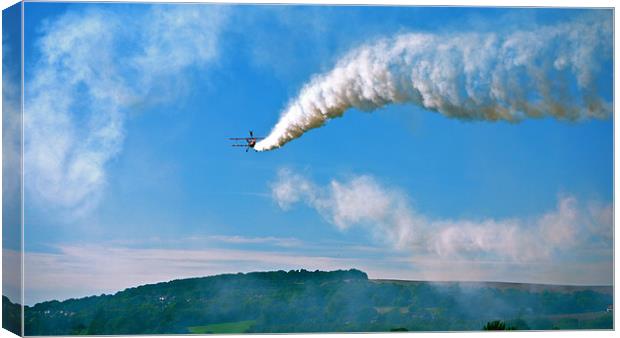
<box><xmin>373</xmin><ymin>279</ymin><xmax>614</xmax><ymax>295</ymax></box>
<box><xmin>22</xmin><ymin>269</ymin><xmax>612</xmax><ymax>335</ymax></box>
<box><xmin>3</xmin><ymin>296</ymin><xmax>21</xmax><ymax>335</ymax></box>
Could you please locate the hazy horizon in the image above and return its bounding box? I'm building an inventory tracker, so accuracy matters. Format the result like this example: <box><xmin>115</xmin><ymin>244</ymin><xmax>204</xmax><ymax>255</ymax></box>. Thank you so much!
<box><xmin>5</xmin><ymin>266</ymin><xmax>615</xmax><ymax>307</ymax></box>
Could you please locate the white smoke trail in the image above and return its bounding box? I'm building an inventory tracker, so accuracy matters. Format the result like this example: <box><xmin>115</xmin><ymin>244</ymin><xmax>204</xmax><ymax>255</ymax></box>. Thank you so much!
<box><xmin>255</xmin><ymin>16</ymin><xmax>612</xmax><ymax>151</ymax></box>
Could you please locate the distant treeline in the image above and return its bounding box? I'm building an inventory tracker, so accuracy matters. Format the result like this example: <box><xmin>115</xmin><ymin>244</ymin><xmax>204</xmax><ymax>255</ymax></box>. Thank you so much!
<box><xmin>3</xmin><ymin>295</ymin><xmax>21</xmax><ymax>335</ymax></box>
<box><xmin>14</xmin><ymin>269</ymin><xmax>613</xmax><ymax>335</ymax></box>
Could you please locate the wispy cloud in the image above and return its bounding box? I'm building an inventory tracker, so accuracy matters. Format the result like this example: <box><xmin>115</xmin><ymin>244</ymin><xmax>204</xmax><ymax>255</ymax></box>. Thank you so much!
<box><xmin>271</xmin><ymin>168</ymin><xmax>612</xmax><ymax>281</ymax></box>
<box><xmin>104</xmin><ymin>234</ymin><xmax>304</xmax><ymax>250</ymax></box>
<box><xmin>207</xmin><ymin>235</ymin><xmax>303</xmax><ymax>248</ymax></box>
<box><xmin>22</xmin><ymin>243</ymin><xmax>399</xmax><ymax>305</ymax></box>
<box><xmin>21</xmin><ymin>229</ymin><xmax>613</xmax><ymax>305</ymax></box>
<box><xmin>25</xmin><ymin>6</ymin><xmax>228</xmax><ymax>217</ymax></box>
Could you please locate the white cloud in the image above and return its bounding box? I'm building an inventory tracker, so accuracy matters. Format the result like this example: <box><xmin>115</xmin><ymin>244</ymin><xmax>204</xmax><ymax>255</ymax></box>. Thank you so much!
<box><xmin>271</xmin><ymin>168</ymin><xmax>317</xmax><ymax>210</ymax></box>
<box><xmin>132</xmin><ymin>6</ymin><xmax>226</xmax><ymax>78</ymax></box>
<box><xmin>25</xmin><ymin>6</ymin><xmax>228</xmax><ymax>216</ymax></box>
<box><xmin>271</xmin><ymin>169</ymin><xmax>613</xmax><ymax>267</ymax></box>
<box><xmin>207</xmin><ymin>235</ymin><xmax>303</xmax><ymax>248</ymax></box>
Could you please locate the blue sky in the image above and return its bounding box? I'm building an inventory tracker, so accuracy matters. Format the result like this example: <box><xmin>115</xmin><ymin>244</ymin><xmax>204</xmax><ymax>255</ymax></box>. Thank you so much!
<box><xmin>2</xmin><ymin>1</ymin><xmax>22</xmax><ymax>305</ymax></box>
<box><xmin>13</xmin><ymin>4</ymin><xmax>613</xmax><ymax>304</ymax></box>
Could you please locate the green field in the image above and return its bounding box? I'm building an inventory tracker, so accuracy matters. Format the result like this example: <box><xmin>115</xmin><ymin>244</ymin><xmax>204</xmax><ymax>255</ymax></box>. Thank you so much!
<box><xmin>188</xmin><ymin>320</ymin><xmax>256</xmax><ymax>334</ymax></box>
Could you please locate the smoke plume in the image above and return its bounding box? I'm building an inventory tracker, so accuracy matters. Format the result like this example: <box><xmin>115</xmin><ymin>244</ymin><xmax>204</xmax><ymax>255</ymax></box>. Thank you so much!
<box><xmin>255</xmin><ymin>16</ymin><xmax>612</xmax><ymax>151</ymax></box>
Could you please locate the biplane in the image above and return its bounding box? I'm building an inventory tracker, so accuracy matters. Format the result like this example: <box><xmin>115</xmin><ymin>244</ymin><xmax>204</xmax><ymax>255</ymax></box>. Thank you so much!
<box><xmin>229</xmin><ymin>131</ymin><xmax>264</xmax><ymax>152</ymax></box>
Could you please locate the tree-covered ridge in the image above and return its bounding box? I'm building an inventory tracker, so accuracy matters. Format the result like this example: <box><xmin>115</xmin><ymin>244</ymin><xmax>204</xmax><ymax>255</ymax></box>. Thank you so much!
<box><xmin>3</xmin><ymin>296</ymin><xmax>21</xmax><ymax>335</ymax></box>
<box><xmin>22</xmin><ymin>269</ymin><xmax>612</xmax><ymax>335</ymax></box>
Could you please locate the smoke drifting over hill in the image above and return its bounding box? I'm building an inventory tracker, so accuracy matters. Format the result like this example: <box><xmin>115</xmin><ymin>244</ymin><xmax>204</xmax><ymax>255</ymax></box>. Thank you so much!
<box><xmin>256</xmin><ymin>15</ymin><xmax>612</xmax><ymax>151</ymax></box>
